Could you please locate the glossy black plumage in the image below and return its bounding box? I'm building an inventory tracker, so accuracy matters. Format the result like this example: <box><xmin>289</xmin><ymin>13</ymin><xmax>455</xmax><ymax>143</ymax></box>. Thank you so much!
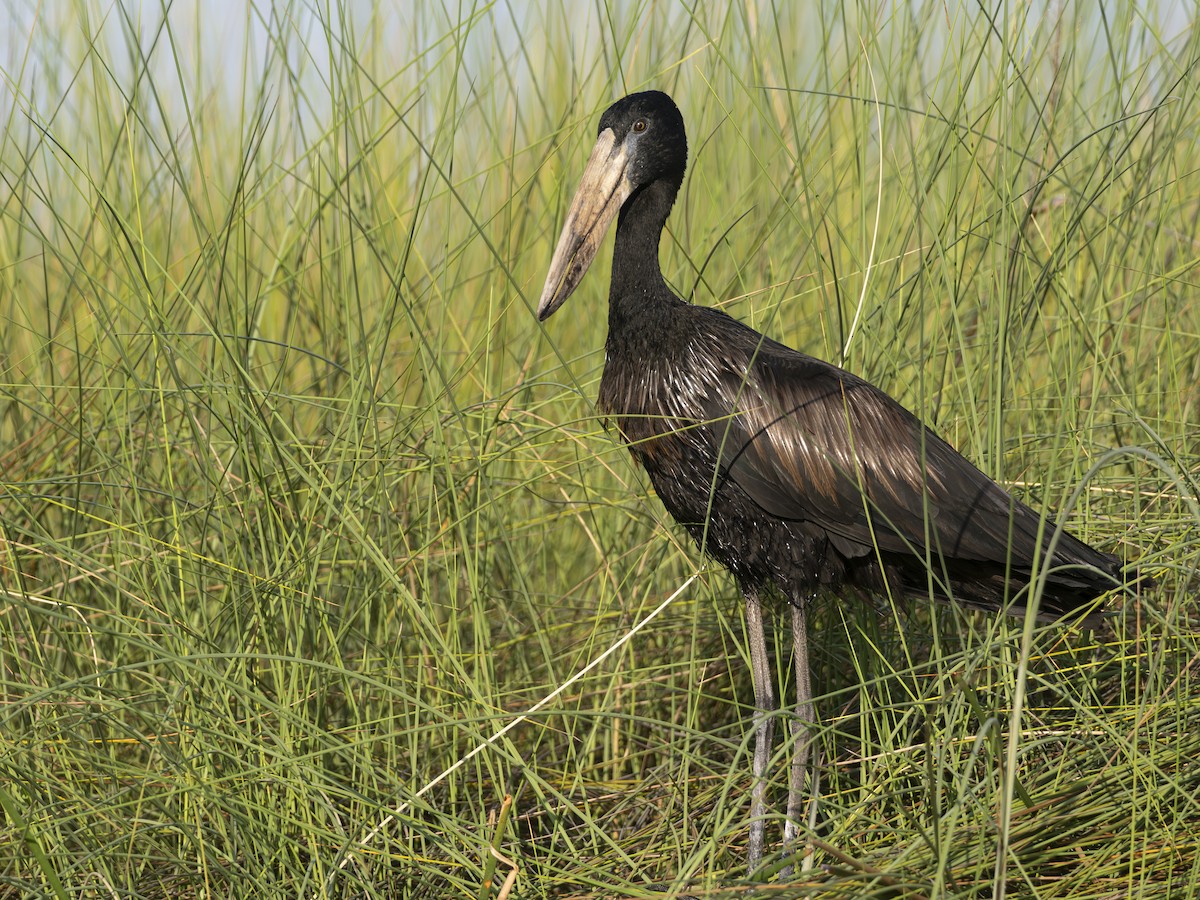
<box><xmin>537</xmin><ymin>90</ymin><xmax>1129</xmax><ymax>871</ymax></box>
<box><xmin>601</xmin><ymin>302</ymin><xmax>1124</xmax><ymax>620</ymax></box>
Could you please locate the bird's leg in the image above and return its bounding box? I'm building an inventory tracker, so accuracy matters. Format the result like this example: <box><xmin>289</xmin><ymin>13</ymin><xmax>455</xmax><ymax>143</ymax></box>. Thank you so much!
<box><xmin>744</xmin><ymin>589</ymin><xmax>776</xmax><ymax>872</ymax></box>
<box><xmin>781</xmin><ymin>597</ymin><xmax>814</xmax><ymax>874</ymax></box>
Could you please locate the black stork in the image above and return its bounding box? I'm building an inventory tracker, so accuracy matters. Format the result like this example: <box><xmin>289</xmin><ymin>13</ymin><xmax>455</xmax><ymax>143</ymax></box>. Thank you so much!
<box><xmin>536</xmin><ymin>90</ymin><xmax>1131</xmax><ymax>872</ymax></box>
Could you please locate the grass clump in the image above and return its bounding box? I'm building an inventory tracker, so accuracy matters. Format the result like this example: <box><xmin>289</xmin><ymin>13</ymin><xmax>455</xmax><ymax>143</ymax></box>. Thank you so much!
<box><xmin>1</xmin><ymin>1</ymin><xmax>1198</xmax><ymax>897</ymax></box>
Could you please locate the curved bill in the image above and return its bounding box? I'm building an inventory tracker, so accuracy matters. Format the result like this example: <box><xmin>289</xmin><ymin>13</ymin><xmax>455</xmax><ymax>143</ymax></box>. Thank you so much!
<box><xmin>537</xmin><ymin>128</ymin><xmax>634</xmax><ymax>320</ymax></box>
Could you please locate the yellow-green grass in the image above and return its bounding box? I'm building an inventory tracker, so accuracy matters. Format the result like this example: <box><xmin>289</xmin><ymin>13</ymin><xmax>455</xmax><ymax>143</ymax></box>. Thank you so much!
<box><xmin>1</xmin><ymin>1</ymin><xmax>1197</xmax><ymax>897</ymax></box>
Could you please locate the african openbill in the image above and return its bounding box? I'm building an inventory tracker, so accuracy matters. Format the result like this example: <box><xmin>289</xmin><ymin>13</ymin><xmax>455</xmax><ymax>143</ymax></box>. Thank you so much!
<box><xmin>535</xmin><ymin>90</ymin><xmax>1131</xmax><ymax>873</ymax></box>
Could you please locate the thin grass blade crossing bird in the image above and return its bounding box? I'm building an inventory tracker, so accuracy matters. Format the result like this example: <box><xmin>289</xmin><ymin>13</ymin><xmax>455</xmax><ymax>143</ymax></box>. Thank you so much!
<box><xmin>535</xmin><ymin>90</ymin><xmax>1137</xmax><ymax>874</ymax></box>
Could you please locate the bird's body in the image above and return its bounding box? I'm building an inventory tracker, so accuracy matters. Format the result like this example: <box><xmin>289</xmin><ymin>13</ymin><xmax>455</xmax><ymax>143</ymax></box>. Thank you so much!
<box><xmin>600</xmin><ymin>294</ymin><xmax>1122</xmax><ymax>619</ymax></box>
<box><xmin>536</xmin><ymin>90</ymin><xmax>1131</xmax><ymax>874</ymax></box>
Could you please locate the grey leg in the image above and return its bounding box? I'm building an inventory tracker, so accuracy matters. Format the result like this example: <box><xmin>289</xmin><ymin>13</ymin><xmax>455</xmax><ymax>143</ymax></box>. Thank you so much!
<box><xmin>781</xmin><ymin>598</ymin><xmax>814</xmax><ymax>874</ymax></box>
<box><xmin>745</xmin><ymin>590</ymin><xmax>776</xmax><ymax>872</ymax></box>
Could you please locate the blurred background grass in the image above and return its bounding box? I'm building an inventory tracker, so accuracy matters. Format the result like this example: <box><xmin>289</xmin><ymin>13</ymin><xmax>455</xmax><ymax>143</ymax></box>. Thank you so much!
<box><xmin>1</xmin><ymin>1</ymin><xmax>1198</xmax><ymax>897</ymax></box>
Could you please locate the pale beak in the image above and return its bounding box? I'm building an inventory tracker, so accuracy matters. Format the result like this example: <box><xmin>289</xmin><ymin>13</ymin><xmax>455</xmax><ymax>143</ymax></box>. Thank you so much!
<box><xmin>537</xmin><ymin>128</ymin><xmax>635</xmax><ymax>320</ymax></box>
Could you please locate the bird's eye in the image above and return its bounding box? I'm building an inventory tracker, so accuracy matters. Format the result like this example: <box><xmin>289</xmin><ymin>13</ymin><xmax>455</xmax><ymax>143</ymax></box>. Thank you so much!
<box><xmin>632</xmin><ymin>119</ymin><xmax>647</xmax><ymax>133</ymax></box>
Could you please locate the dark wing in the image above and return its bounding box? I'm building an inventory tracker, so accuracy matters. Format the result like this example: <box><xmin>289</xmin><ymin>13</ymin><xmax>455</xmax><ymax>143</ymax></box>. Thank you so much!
<box><xmin>698</xmin><ymin>326</ymin><xmax>1106</xmax><ymax>574</ymax></box>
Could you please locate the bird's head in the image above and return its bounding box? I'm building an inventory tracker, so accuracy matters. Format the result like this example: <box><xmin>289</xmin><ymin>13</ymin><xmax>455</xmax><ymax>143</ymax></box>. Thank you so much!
<box><xmin>537</xmin><ymin>91</ymin><xmax>687</xmax><ymax>321</ymax></box>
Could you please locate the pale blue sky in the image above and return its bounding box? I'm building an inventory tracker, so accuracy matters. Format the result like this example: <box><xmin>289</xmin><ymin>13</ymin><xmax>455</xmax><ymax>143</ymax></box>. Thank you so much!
<box><xmin>2</xmin><ymin>1</ymin><xmax>1195</xmax><ymax>135</ymax></box>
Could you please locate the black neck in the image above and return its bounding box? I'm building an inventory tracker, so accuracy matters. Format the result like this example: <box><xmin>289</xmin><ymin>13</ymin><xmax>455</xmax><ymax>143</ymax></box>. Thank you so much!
<box><xmin>609</xmin><ymin>176</ymin><xmax>683</xmax><ymax>319</ymax></box>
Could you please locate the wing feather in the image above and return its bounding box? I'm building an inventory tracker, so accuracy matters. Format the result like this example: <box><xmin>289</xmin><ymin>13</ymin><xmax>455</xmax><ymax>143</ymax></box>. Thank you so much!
<box><xmin>698</xmin><ymin>331</ymin><xmax>1082</xmax><ymax>571</ymax></box>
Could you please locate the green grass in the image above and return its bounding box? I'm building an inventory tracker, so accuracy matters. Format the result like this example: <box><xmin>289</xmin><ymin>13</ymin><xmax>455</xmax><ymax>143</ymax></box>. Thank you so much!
<box><xmin>1</xmin><ymin>1</ymin><xmax>1198</xmax><ymax>897</ymax></box>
